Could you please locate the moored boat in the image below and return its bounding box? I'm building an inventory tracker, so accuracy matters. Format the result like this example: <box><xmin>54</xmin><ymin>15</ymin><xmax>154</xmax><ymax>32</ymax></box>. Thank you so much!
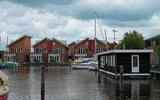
<box><xmin>88</xmin><ymin>63</ymin><xmax>98</xmax><ymax>71</ymax></box>
<box><xmin>0</xmin><ymin>70</ymin><xmax>9</xmax><ymax>100</ymax></box>
<box><xmin>3</xmin><ymin>62</ymin><xmax>20</xmax><ymax>68</ymax></box>
<box><xmin>72</xmin><ymin>58</ymin><xmax>98</xmax><ymax>69</ymax></box>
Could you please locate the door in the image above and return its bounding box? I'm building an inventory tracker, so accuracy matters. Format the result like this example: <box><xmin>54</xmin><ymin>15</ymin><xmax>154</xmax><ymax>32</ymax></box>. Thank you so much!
<box><xmin>131</xmin><ymin>55</ymin><xmax>139</xmax><ymax>73</ymax></box>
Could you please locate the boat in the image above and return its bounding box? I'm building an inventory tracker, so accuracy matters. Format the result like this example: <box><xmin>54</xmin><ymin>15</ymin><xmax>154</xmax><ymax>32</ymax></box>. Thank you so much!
<box><xmin>3</xmin><ymin>62</ymin><xmax>20</xmax><ymax>68</ymax></box>
<box><xmin>0</xmin><ymin>70</ymin><xmax>9</xmax><ymax>100</ymax></box>
<box><xmin>72</xmin><ymin>58</ymin><xmax>91</xmax><ymax>69</ymax></box>
<box><xmin>0</xmin><ymin>63</ymin><xmax>5</xmax><ymax>69</ymax></box>
<box><xmin>88</xmin><ymin>61</ymin><xmax>98</xmax><ymax>71</ymax></box>
<box><xmin>72</xmin><ymin>58</ymin><xmax>97</xmax><ymax>69</ymax></box>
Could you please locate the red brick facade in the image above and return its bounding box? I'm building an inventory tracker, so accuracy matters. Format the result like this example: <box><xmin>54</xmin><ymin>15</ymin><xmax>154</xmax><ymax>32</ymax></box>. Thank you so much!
<box><xmin>69</xmin><ymin>38</ymin><xmax>107</xmax><ymax>60</ymax></box>
<box><xmin>3</xmin><ymin>35</ymin><xmax>31</xmax><ymax>63</ymax></box>
<box><xmin>31</xmin><ymin>38</ymin><xmax>68</xmax><ymax>63</ymax></box>
<box><xmin>2</xmin><ymin>35</ymin><xmax>118</xmax><ymax>64</ymax></box>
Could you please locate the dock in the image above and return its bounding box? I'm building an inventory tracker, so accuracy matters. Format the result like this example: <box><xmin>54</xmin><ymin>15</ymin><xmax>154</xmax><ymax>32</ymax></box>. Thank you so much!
<box><xmin>150</xmin><ymin>67</ymin><xmax>160</xmax><ymax>79</ymax></box>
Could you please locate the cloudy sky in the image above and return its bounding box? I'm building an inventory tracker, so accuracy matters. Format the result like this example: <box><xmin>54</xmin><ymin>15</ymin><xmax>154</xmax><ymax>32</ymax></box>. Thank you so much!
<box><xmin>0</xmin><ymin>0</ymin><xmax>160</xmax><ymax>50</ymax></box>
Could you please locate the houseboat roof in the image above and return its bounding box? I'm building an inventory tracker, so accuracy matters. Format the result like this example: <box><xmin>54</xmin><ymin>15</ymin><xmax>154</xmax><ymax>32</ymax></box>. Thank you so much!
<box><xmin>8</xmin><ymin>35</ymin><xmax>32</xmax><ymax>47</ymax></box>
<box><xmin>146</xmin><ymin>34</ymin><xmax>160</xmax><ymax>40</ymax></box>
<box><xmin>96</xmin><ymin>49</ymin><xmax>153</xmax><ymax>56</ymax></box>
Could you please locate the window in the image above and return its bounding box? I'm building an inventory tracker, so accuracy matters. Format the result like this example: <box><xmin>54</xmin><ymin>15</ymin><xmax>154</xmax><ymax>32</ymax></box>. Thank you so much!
<box><xmin>52</xmin><ymin>48</ymin><xmax>63</xmax><ymax>54</ymax></box>
<box><xmin>105</xmin><ymin>55</ymin><xmax>115</xmax><ymax>67</ymax></box>
<box><xmin>50</xmin><ymin>56</ymin><xmax>59</xmax><ymax>63</ymax></box>
<box><xmin>77</xmin><ymin>48</ymin><xmax>87</xmax><ymax>54</ymax></box>
<box><xmin>101</xmin><ymin>56</ymin><xmax>105</xmax><ymax>68</ymax></box>
<box><xmin>53</xmin><ymin>42</ymin><xmax>55</xmax><ymax>46</ymax></box>
<box><xmin>133</xmin><ymin>56</ymin><xmax>138</xmax><ymax>67</ymax></box>
<box><xmin>96</xmin><ymin>48</ymin><xmax>104</xmax><ymax>53</ymax></box>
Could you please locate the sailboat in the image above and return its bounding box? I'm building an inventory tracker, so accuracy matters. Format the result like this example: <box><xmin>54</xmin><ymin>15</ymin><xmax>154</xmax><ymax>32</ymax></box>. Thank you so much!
<box><xmin>72</xmin><ymin>12</ymin><xmax>99</xmax><ymax>70</ymax></box>
<box><xmin>88</xmin><ymin>12</ymin><xmax>99</xmax><ymax>71</ymax></box>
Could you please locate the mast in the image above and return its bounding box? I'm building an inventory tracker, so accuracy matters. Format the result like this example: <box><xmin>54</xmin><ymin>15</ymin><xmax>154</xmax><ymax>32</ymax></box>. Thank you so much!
<box><xmin>6</xmin><ymin>35</ymin><xmax>8</xmax><ymax>52</ymax></box>
<box><xmin>104</xmin><ymin>29</ymin><xmax>108</xmax><ymax>50</ymax></box>
<box><xmin>0</xmin><ymin>35</ymin><xmax>2</xmax><ymax>48</ymax></box>
<box><xmin>94</xmin><ymin>12</ymin><xmax>97</xmax><ymax>54</ymax></box>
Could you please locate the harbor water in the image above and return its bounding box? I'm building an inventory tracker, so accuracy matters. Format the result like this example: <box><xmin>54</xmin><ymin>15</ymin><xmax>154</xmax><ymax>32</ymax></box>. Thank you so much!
<box><xmin>2</xmin><ymin>66</ymin><xmax>160</xmax><ymax>100</ymax></box>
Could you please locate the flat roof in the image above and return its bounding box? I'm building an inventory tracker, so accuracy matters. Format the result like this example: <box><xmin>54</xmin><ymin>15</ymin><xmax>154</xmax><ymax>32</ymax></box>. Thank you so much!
<box><xmin>96</xmin><ymin>49</ymin><xmax>153</xmax><ymax>56</ymax></box>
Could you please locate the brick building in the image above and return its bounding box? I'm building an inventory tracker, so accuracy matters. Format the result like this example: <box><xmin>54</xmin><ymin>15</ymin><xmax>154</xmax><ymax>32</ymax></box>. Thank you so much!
<box><xmin>69</xmin><ymin>38</ymin><xmax>107</xmax><ymax>60</ymax></box>
<box><xmin>3</xmin><ymin>35</ymin><xmax>32</xmax><ymax>63</ymax></box>
<box><xmin>30</xmin><ymin>38</ymin><xmax>68</xmax><ymax>64</ymax></box>
<box><xmin>145</xmin><ymin>34</ymin><xmax>160</xmax><ymax>66</ymax></box>
<box><xmin>68</xmin><ymin>42</ymin><xmax>77</xmax><ymax>60</ymax></box>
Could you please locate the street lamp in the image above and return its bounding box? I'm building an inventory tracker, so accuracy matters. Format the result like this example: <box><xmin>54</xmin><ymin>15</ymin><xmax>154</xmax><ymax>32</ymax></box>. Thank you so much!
<box><xmin>113</xmin><ymin>30</ymin><xmax>118</xmax><ymax>43</ymax></box>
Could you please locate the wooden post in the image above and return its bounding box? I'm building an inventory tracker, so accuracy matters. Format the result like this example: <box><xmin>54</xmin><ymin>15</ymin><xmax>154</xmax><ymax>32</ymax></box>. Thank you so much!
<box><xmin>115</xmin><ymin>64</ymin><xmax>118</xmax><ymax>80</ymax></box>
<box><xmin>41</xmin><ymin>65</ymin><xmax>45</xmax><ymax>100</ymax></box>
<box><xmin>120</xmin><ymin>65</ymin><xmax>124</xmax><ymax>92</ymax></box>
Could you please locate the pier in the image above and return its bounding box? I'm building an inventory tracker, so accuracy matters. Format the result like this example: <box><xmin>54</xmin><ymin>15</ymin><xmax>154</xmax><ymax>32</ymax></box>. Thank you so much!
<box><xmin>150</xmin><ymin>67</ymin><xmax>160</xmax><ymax>79</ymax></box>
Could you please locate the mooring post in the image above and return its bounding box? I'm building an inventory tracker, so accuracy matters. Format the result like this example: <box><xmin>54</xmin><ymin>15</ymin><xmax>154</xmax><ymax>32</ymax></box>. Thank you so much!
<box><xmin>115</xmin><ymin>64</ymin><xmax>118</xmax><ymax>80</ymax></box>
<box><xmin>41</xmin><ymin>65</ymin><xmax>45</xmax><ymax>100</ymax></box>
<box><xmin>120</xmin><ymin>65</ymin><xmax>124</xmax><ymax>92</ymax></box>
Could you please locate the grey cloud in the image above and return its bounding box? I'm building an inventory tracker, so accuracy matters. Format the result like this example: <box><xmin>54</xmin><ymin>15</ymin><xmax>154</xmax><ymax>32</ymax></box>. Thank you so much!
<box><xmin>5</xmin><ymin>0</ymin><xmax>77</xmax><ymax>7</ymax></box>
<box><xmin>4</xmin><ymin>0</ymin><xmax>160</xmax><ymax>27</ymax></box>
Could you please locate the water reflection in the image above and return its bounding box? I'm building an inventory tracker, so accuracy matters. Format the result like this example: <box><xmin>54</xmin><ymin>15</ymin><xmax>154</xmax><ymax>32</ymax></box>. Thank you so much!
<box><xmin>96</xmin><ymin>72</ymin><xmax>159</xmax><ymax>100</ymax></box>
<box><xmin>1</xmin><ymin>67</ymin><xmax>160</xmax><ymax>100</ymax></box>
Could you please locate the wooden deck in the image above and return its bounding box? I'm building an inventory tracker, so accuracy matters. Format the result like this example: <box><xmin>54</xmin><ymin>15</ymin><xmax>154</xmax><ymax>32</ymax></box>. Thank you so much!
<box><xmin>150</xmin><ymin>68</ymin><xmax>160</xmax><ymax>74</ymax></box>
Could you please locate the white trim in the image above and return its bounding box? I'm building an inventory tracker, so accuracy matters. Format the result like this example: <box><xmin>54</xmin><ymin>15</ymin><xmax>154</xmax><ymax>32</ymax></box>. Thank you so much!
<box><xmin>48</xmin><ymin>54</ymin><xmax>60</xmax><ymax>56</ymax></box>
<box><xmin>98</xmin><ymin>69</ymin><xmax>150</xmax><ymax>76</ymax></box>
<box><xmin>4</xmin><ymin>54</ymin><xmax>16</xmax><ymax>57</ymax></box>
<box><xmin>75</xmin><ymin>54</ymin><xmax>87</xmax><ymax>57</ymax></box>
<box><xmin>99</xmin><ymin>69</ymin><xmax>116</xmax><ymax>76</ymax></box>
<box><xmin>30</xmin><ymin>53</ymin><xmax>42</xmax><ymax>56</ymax></box>
<box><xmin>96</xmin><ymin>49</ymin><xmax>153</xmax><ymax>56</ymax></box>
<box><xmin>123</xmin><ymin>73</ymin><xmax>150</xmax><ymax>76</ymax></box>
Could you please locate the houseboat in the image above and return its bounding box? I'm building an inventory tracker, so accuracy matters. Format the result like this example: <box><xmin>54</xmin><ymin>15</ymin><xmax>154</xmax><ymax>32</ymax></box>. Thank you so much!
<box><xmin>96</xmin><ymin>49</ymin><xmax>153</xmax><ymax>78</ymax></box>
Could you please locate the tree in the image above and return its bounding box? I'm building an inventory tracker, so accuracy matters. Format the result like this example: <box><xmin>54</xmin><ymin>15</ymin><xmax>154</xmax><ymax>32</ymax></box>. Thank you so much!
<box><xmin>119</xmin><ymin>30</ymin><xmax>145</xmax><ymax>49</ymax></box>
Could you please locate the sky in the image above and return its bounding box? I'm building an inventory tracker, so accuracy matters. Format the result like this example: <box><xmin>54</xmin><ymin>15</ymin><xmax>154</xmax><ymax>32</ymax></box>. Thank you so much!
<box><xmin>0</xmin><ymin>0</ymin><xmax>160</xmax><ymax>50</ymax></box>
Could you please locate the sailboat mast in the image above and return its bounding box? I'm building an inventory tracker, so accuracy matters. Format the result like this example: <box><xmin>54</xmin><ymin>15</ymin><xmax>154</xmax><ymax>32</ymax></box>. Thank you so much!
<box><xmin>94</xmin><ymin>12</ymin><xmax>97</xmax><ymax>54</ymax></box>
<box><xmin>6</xmin><ymin>35</ymin><xmax>8</xmax><ymax>52</ymax></box>
<box><xmin>104</xmin><ymin>29</ymin><xmax>108</xmax><ymax>50</ymax></box>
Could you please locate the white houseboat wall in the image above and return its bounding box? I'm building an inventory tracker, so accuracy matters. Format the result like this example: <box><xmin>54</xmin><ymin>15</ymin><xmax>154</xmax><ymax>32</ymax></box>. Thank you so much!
<box><xmin>96</xmin><ymin>49</ymin><xmax>153</xmax><ymax>79</ymax></box>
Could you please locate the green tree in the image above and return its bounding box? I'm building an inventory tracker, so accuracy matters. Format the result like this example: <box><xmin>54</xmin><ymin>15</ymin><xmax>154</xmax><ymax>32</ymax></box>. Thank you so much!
<box><xmin>119</xmin><ymin>30</ymin><xmax>145</xmax><ymax>49</ymax></box>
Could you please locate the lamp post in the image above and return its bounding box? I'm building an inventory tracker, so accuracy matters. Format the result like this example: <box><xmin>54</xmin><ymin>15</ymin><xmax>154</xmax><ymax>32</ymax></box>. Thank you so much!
<box><xmin>113</xmin><ymin>30</ymin><xmax>118</xmax><ymax>43</ymax></box>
